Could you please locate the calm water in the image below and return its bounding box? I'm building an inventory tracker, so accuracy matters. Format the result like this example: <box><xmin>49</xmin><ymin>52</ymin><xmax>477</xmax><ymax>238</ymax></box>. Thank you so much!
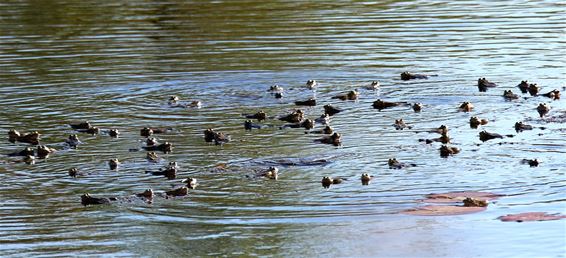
<box><xmin>0</xmin><ymin>0</ymin><xmax>565</xmax><ymax>257</ymax></box>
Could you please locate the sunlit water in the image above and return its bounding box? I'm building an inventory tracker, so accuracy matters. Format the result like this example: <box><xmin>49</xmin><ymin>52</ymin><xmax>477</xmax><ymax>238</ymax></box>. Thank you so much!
<box><xmin>0</xmin><ymin>1</ymin><xmax>565</xmax><ymax>257</ymax></box>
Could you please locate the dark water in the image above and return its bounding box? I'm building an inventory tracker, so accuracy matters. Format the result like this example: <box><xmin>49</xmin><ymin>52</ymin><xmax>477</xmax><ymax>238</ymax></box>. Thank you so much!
<box><xmin>0</xmin><ymin>1</ymin><xmax>565</xmax><ymax>257</ymax></box>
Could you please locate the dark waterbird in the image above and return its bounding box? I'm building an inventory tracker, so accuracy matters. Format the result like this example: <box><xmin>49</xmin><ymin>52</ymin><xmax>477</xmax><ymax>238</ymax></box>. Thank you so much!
<box><xmin>108</xmin><ymin>158</ymin><xmax>120</xmax><ymax>170</ymax></box>
<box><xmin>419</xmin><ymin>133</ymin><xmax>451</xmax><ymax>144</ymax></box>
<box><xmin>168</xmin><ymin>96</ymin><xmax>202</xmax><ymax>108</ymax></box>
<box><xmin>388</xmin><ymin>158</ymin><xmax>416</xmax><ymax>169</ymax></box>
<box><xmin>521</xmin><ymin>159</ymin><xmax>539</xmax><ymax>167</ymax></box>
<box><xmin>37</xmin><ymin>145</ymin><xmax>56</xmax><ymax>159</ymax></box>
<box><xmin>528</xmin><ymin>83</ymin><xmax>540</xmax><ymax>96</ymax></box>
<box><xmin>401</xmin><ymin>72</ymin><xmax>430</xmax><ymax>80</ymax></box>
<box><xmin>182</xmin><ymin>178</ymin><xmax>199</xmax><ymax>189</ymax></box>
<box><xmin>8</xmin><ymin>130</ymin><xmax>40</xmax><ymax>145</ymax></box>
<box><xmin>541</xmin><ymin>89</ymin><xmax>560</xmax><ymax>100</ymax></box>
<box><xmin>65</xmin><ymin>134</ymin><xmax>82</xmax><ymax>148</ymax></box>
<box><xmin>459</xmin><ymin>102</ymin><xmax>474</xmax><ymax>112</ymax></box>
<box><xmin>267</xmin><ymin>85</ymin><xmax>283</xmax><ymax>92</ymax></box>
<box><xmin>393</xmin><ymin>119</ymin><xmax>412</xmax><ymax>130</ymax></box>
<box><xmin>9</xmin><ymin>147</ymin><xmax>35</xmax><ymax>157</ymax></box>
<box><xmin>281</xmin><ymin>119</ymin><xmax>315</xmax><ymax>130</ymax></box>
<box><xmin>361</xmin><ymin>173</ymin><xmax>373</xmax><ymax>185</ymax></box>
<box><xmin>143</xmin><ymin>142</ymin><xmax>173</xmax><ymax>153</ymax></box>
<box><xmin>294</xmin><ymin>97</ymin><xmax>317</xmax><ymax>106</ymax></box>
<box><xmin>279</xmin><ymin>110</ymin><xmax>304</xmax><ymax>123</ymax></box>
<box><xmin>244</xmin><ymin>120</ymin><xmax>264</xmax><ymax>130</ymax></box>
<box><xmin>305</xmin><ymin>125</ymin><xmax>333</xmax><ymax>135</ymax></box>
<box><xmin>536</xmin><ymin>103</ymin><xmax>550</xmax><ymax>117</ymax></box>
<box><xmin>517</xmin><ymin>80</ymin><xmax>529</xmax><ymax>93</ymax></box>
<box><xmin>412</xmin><ymin>103</ymin><xmax>423</xmax><ymax>112</ymax></box>
<box><xmin>323</xmin><ymin>104</ymin><xmax>342</xmax><ymax>116</ymax></box>
<box><xmin>469</xmin><ymin>117</ymin><xmax>488</xmax><ymax>129</ymax></box>
<box><xmin>503</xmin><ymin>90</ymin><xmax>519</xmax><ymax>100</ymax></box>
<box><xmin>479</xmin><ymin>130</ymin><xmax>504</xmax><ymax>142</ymax></box>
<box><xmin>365</xmin><ymin>81</ymin><xmax>380</xmax><ymax>90</ymax></box>
<box><xmin>306</xmin><ymin>80</ymin><xmax>317</xmax><ymax>89</ymax></box>
<box><xmin>68</xmin><ymin>168</ymin><xmax>79</xmax><ymax>178</ymax></box>
<box><xmin>314</xmin><ymin>132</ymin><xmax>342</xmax><ymax>146</ymax></box>
<box><xmin>146</xmin><ymin>152</ymin><xmax>160</xmax><ymax>163</ymax></box>
<box><xmin>372</xmin><ymin>99</ymin><xmax>409</xmax><ymax>110</ymax></box>
<box><xmin>244</xmin><ymin>110</ymin><xmax>268</xmax><ymax>121</ymax></box>
<box><xmin>315</xmin><ymin>113</ymin><xmax>330</xmax><ymax>125</ymax></box>
<box><xmin>70</xmin><ymin>121</ymin><xmax>91</xmax><ymax>130</ymax></box>
<box><xmin>440</xmin><ymin>145</ymin><xmax>460</xmax><ymax>157</ymax></box>
<box><xmin>332</xmin><ymin>90</ymin><xmax>359</xmax><ymax>101</ymax></box>
<box><xmin>204</xmin><ymin>129</ymin><xmax>231</xmax><ymax>145</ymax></box>
<box><xmin>514</xmin><ymin>122</ymin><xmax>533</xmax><ymax>132</ymax></box>
<box><xmin>321</xmin><ymin>176</ymin><xmax>345</xmax><ymax>188</ymax></box>
<box><xmin>477</xmin><ymin>78</ymin><xmax>497</xmax><ymax>92</ymax></box>
<box><xmin>140</xmin><ymin>127</ymin><xmax>174</xmax><ymax>137</ymax></box>
<box><xmin>146</xmin><ymin>162</ymin><xmax>179</xmax><ymax>179</ymax></box>
<box><xmin>108</xmin><ymin>129</ymin><xmax>120</xmax><ymax>138</ymax></box>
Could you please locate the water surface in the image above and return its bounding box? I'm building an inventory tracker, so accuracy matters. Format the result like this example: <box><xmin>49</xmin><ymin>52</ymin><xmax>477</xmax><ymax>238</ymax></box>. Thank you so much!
<box><xmin>0</xmin><ymin>0</ymin><xmax>565</xmax><ymax>257</ymax></box>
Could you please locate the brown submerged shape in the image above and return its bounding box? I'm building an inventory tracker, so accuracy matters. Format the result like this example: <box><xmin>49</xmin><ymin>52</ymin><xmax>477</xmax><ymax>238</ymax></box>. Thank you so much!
<box><xmin>423</xmin><ymin>191</ymin><xmax>503</xmax><ymax>203</ymax></box>
<box><xmin>402</xmin><ymin>205</ymin><xmax>487</xmax><ymax>216</ymax></box>
<box><xmin>498</xmin><ymin>212</ymin><xmax>566</xmax><ymax>222</ymax></box>
<box><xmin>403</xmin><ymin>191</ymin><xmax>501</xmax><ymax>216</ymax></box>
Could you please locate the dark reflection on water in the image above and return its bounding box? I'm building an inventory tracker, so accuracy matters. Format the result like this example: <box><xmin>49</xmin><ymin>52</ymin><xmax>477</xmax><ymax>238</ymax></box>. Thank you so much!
<box><xmin>0</xmin><ymin>0</ymin><xmax>565</xmax><ymax>257</ymax></box>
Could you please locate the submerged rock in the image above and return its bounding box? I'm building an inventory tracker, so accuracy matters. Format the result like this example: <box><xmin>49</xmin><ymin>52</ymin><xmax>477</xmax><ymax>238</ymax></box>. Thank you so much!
<box><xmin>423</xmin><ymin>191</ymin><xmax>503</xmax><ymax>203</ymax></box>
<box><xmin>402</xmin><ymin>205</ymin><xmax>487</xmax><ymax>216</ymax></box>
<box><xmin>498</xmin><ymin>212</ymin><xmax>566</xmax><ymax>222</ymax></box>
<box><xmin>402</xmin><ymin>191</ymin><xmax>502</xmax><ymax>216</ymax></box>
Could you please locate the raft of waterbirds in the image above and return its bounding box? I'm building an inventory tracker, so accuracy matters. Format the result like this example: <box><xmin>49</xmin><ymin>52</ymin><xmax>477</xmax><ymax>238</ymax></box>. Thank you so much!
<box><xmin>4</xmin><ymin>71</ymin><xmax>562</xmax><ymax>209</ymax></box>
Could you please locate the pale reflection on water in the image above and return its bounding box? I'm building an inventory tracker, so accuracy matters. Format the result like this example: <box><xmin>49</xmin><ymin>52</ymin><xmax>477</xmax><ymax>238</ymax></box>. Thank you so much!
<box><xmin>0</xmin><ymin>0</ymin><xmax>565</xmax><ymax>257</ymax></box>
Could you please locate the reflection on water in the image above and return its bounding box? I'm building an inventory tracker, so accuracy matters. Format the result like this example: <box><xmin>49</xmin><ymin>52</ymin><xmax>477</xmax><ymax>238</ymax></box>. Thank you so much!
<box><xmin>0</xmin><ymin>0</ymin><xmax>565</xmax><ymax>257</ymax></box>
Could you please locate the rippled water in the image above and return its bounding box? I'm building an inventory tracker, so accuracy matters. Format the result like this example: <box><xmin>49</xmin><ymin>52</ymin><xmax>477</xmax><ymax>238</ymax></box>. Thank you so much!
<box><xmin>1</xmin><ymin>0</ymin><xmax>565</xmax><ymax>257</ymax></box>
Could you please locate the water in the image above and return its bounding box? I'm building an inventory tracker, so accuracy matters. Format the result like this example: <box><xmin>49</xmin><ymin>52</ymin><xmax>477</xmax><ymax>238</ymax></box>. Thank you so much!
<box><xmin>0</xmin><ymin>0</ymin><xmax>565</xmax><ymax>257</ymax></box>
